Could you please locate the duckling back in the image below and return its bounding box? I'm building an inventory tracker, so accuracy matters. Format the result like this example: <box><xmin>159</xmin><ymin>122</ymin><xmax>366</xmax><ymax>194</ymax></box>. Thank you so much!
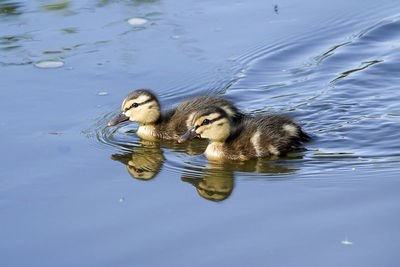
<box><xmin>201</xmin><ymin>114</ymin><xmax>308</xmax><ymax>161</ymax></box>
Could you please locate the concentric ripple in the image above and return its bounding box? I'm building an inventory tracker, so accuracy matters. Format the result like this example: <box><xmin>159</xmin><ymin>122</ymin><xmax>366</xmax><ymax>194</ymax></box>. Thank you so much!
<box><xmin>91</xmin><ymin>111</ymin><xmax>141</xmax><ymax>153</ymax></box>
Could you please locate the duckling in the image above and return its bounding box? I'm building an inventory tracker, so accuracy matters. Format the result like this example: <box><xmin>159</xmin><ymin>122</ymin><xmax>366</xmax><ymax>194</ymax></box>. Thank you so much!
<box><xmin>108</xmin><ymin>89</ymin><xmax>244</xmax><ymax>141</ymax></box>
<box><xmin>178</xmin><ymin>106</ymin><xmax>309</xmax><ymax>161</ymax></box>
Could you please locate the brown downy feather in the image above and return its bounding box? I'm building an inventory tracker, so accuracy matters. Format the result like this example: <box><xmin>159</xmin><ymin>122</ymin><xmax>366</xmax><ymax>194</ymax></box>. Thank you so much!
<box><xmin>180</xmin><ymin>106</ymin><xmax>309</xmax><ymax>161</ymax></box>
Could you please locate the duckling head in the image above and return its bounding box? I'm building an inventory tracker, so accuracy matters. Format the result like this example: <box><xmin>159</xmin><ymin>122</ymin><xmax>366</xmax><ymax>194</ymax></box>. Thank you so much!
<box><xmin>178</xmin><ymin>107</ymin><xmax>231</xmax><ymax>143</ymax></box>
<box><xmin>108</xmin><ymin>89</ymin><xmax>161</xmax><ymax>126</ymax></box>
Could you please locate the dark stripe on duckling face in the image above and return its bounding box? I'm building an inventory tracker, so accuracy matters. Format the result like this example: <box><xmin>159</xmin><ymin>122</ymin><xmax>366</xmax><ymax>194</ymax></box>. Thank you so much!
<box><xmin>192</xmin><ymin>115</ymin><xmax>225</xmax><ymax>132</ymax></box>
<box><xmin>199</xmin><ymin>115</ymin><xmax>225</xmax><ymax>127</ymax></box>
<box><xmin>179</xmin><ymin>108</ymin><xmax>230</xmax><ymax>143</ymax></box>
<box><xmin>178</xmin><ymin>115</ymin><xmax>225</xmax><ymax>142</ymax></box>
<box><xmin>124</xmin><ymin>97</ymin><xmax>155</xmax><ymax>112</ymax></box>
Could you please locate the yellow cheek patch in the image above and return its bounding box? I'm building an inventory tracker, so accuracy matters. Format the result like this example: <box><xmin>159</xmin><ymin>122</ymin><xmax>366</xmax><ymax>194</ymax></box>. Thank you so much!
<box><xmin>124</xmin><ymin>109</ymin><xmax>132</xmax><ymax>117</ymax></box>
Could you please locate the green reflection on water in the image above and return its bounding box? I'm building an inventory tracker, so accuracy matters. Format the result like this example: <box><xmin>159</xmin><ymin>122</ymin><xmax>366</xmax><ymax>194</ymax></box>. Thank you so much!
<box><xmin>0</xmin><ymin>34</ymin><xmax>34</xmax><ymax>54</ymax></box>
<box><xmin>97</xmin><ymin>0</ymin><xmax>159</xmax><ymax>7</ymax></box>
<box><xmin>60</xmin><ymin>27</ymin><xmax>78</xmax><ymax>34</ymax></box>
<box><xmin>0</xmin><ymin>35</ymin><xmax>16</xmax><ymax>44</ymax></box>
<box><xmin>314</xmin><ymin>152</ymin><xmax>354</xmax><ymax>156</ymax></box>
<box><xmin>0</xmin><ymin>0</ymin><xmax>22</xmax><ymax>16</ymax></box>
<box><xmin>2</xmin><ymin>45</ymin><xmax>20</xmax><ymax>51</ymax></box>
<box><xmin>43</xmin><ymin>50</ymin><xmax>63</xmax><ymax>54</ymax></box>
<box><xmin>331</xmin><ymin>60</ymin><xmax>383</xmax><ymax>83</ymax></box>
<box><xmin>42</xmin><ymin>1</ymin><xmax>70</xmax><ymax>11</ymax></box>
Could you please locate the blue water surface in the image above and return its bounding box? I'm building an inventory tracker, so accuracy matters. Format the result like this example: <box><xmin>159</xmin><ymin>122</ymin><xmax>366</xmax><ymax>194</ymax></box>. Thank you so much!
<box><xmin>1</xmin><ymin>0</ymin><xmax>400</xmax><ymax>266</ymax></box>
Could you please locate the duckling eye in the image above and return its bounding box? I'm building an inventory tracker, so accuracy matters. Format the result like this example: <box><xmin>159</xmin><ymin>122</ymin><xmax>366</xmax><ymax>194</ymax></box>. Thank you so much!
<box><xmin>131</xmin><ymin>103</ymin><xmax>139</xmax><ymax>109</ymax></box>
<box><xmin>201</xmin><ymin>119</ymin><xmax>211</xmax><ymax>126</ymax></box>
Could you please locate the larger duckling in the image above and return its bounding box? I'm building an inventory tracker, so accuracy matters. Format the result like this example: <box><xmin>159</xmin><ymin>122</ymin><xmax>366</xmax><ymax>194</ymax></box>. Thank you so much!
<box><xmin>108</xmin><ymin>89</ymin><xmax>243</xmax><ymax>141</ymax></box>
<box><xmin>178</xmin><ymin>106</ymin><xmax>309</xmax><ymax>161</ymax></box>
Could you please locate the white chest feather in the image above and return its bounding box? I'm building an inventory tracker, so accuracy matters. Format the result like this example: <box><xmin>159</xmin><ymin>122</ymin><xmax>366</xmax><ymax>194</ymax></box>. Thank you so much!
<box><xmin>204</xmin><ymin>142</ymin><xmax>225</xmax><ymax>161</ymax></box>
<box><xmin>137</xmin><ymin>125</ymin><xmax>158</xmax><ymax>141</ymax></box>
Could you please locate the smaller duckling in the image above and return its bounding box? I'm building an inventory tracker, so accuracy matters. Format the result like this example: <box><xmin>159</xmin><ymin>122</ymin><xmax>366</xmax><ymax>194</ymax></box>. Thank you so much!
<box><xmin>108</xmin><ymin>89</ymin><xmax>243</xmax><ymax>141</ymax></box>
<box><xmin>178</xmin><ymin>107</ymin><xmax>309</xmax><ymax>161</ymax></box>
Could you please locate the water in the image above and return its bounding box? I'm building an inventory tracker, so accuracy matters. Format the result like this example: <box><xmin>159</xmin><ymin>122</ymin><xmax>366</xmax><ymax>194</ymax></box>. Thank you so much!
<box><xmin>1</xmin><ymin>0</ymin><xmax>400</xmax><ymax>266</ymax></box>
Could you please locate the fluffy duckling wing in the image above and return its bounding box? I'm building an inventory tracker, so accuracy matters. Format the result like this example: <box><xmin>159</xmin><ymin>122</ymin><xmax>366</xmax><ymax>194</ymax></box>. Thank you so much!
<box><xmin>225</xmin><ymin>115</ymin><xmax>307</xmax><ymax>159</ymax></box>
<box><xmin>252</xmin><ymin>115</ymin><xmax>307</xmax><ymax>154</ymax></box>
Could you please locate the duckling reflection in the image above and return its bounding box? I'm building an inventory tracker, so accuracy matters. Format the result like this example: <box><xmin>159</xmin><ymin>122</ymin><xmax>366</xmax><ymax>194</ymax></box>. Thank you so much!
<box><xmin>181</xmin><ymin>159</ymin><xmax>297</xmax><ymax>202</ymax></box>
<box><xmin>111</xmin><ymin>141</ymin><xmax>165</xmax><ymax>180</ymax></box>
<box><xmin>159</xmin><ymin>138</ymin><xmax>208</xmax><ymax>156</ymax></box>
<box><xmin>110</xmin><ymin>138</ymin><xmax>210</xmax><ymax>180</ymax></box>
<box><xmin>217</xmin><ymin>156</ymin><xmax>299</xmax><ymax>174</ymax></box>
<box><xmin>181</xmin><ymin>168</ymin><xmax>234</xmax><ymax>202</ymax></box>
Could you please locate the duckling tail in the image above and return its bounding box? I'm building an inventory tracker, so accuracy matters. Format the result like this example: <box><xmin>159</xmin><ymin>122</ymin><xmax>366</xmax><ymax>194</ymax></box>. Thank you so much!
<box><xmin>299</xmin><ymin>129</ymin><xmax>311</xmax><ymax>142</ymax></box>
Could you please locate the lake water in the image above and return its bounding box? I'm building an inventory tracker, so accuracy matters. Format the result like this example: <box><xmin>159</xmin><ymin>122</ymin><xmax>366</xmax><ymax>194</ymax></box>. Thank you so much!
<box><xmin>1</xmin><ymin>0</ymin><xmax>400</xmax><ymax>266</ymax></box>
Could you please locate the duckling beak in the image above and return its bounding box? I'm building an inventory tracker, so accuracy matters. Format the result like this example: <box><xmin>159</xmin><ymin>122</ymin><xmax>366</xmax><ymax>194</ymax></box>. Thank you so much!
<box><xmin>108</xmin><ymin>112</ymin><xmax>129</xmax><ymax>126</ymax></box>
<box><xmin>178</xmin><ymin>127</ymin><xmax>199</xmax><ymax>143</ymax></box>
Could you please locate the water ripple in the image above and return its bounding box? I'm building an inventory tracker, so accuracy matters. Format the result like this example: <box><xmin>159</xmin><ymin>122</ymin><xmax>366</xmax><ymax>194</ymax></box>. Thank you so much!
<box><xmin>88</xmin><ymin>10</ymin><xmax>400</xmax><ymax>184</ymax></box>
